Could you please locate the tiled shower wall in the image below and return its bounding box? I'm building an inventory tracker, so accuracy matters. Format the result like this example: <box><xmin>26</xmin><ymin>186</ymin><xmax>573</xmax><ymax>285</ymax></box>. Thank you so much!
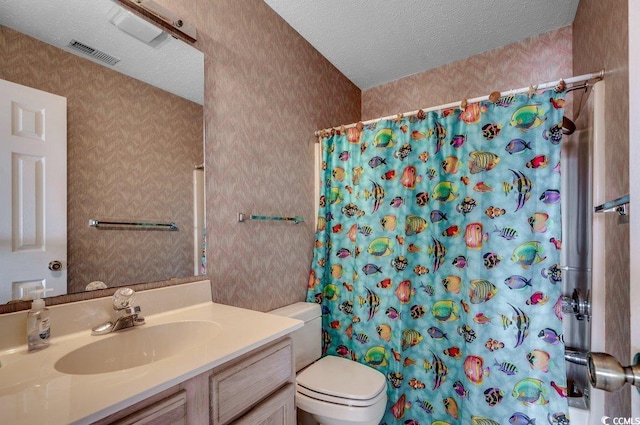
<box><xmin>573</xmin><ymin>0</ymin><xmax>630</xmax><ymax>417</ymax></box>
<box><xmin>0</xmin><ymin>26</ymin><xmax>203</xmax><ymax>293</ymax></box>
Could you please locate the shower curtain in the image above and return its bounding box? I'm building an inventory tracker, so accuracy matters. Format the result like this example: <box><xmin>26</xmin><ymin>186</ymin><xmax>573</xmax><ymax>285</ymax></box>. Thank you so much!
<box><xmin>308</xmin><ymin>89</ymin><xmax>570</xmax><ymax>424</ymax></box>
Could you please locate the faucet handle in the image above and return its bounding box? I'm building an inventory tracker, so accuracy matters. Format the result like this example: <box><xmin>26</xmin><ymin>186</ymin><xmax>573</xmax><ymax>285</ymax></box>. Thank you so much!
<box><xmin>133</xmin><ymin>306</ymin><xmax>145</xmax><ymax>326</ymax></box>
<box><xmin>112</xmin><ymin>287</ymin><xmax>136</xmax><ymax>310</ymax></box>
<box><xmin>561</xmin><ymin>288</ymin><xmax>590</xmax><ymax>321</ymax></box>
<box><xmin>120</xmin><ymin>304</ymin><xmax>141</xmax><ymax>316</ymax></box>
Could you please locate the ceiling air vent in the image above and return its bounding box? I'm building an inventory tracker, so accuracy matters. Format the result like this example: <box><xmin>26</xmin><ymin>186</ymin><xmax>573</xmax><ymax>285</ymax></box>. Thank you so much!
<box><xmin>67</xmin><ymin>40</ymin><xmax>120</xmax><ymax>66</ymax></box>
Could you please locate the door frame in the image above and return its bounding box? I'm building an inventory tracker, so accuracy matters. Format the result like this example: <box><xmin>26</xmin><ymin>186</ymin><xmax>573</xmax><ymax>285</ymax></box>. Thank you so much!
<box><xmin>628</xmin><ymin>0</ymin><xmax>639</xmax><ymax>416</ymax></box>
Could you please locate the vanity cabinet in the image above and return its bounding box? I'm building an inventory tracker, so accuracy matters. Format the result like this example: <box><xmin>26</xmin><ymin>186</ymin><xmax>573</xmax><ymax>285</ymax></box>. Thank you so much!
<box><xmin>93</xmin><ymin>337</ymin><xmax>295</xmax><ymax>425</ymax></box>
<box><xmin>229</xmin><ymin>385</ymin><xmax>295</xmax><ymax>425</ymax></box>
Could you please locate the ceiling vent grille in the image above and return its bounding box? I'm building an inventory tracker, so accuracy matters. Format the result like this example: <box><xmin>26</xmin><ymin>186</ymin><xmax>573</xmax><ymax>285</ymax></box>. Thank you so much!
<box><xmin>67</xmin><ymin>40</ymin><xmax>120</xmax><ymax>66</ymax></box>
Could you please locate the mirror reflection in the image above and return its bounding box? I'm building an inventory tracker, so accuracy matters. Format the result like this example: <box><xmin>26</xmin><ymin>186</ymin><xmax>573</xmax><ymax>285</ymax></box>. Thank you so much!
<box><xmin>0</xmin><ymin>0</ymin><xmax>205</xmax><ymax>304</ymax></box>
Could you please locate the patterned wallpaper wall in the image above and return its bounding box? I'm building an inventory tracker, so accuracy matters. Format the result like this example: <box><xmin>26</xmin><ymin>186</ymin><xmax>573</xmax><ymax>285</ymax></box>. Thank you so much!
<box><xmin>573</xmin><ymin>0</ymin><xmax>630</xmax><ymax>416</ymax></box>
<box><xmin>154</xmin><ymin>0</ymin><xmax>362</xmax><ymax>311</ymax></box>
<box><xmin>0</xmin><ymin>26</ymin><xmax>203</xmax><ymax>293</ymax></box>
<box><xmin>362</xmin><ymin>26</ymin><xmax>573</xmax><ymax>120</ymax></box>
<box><xmin>154</xmin><ymin>1</ymin><xmax>577</xmax><ymax>314</ymax></box>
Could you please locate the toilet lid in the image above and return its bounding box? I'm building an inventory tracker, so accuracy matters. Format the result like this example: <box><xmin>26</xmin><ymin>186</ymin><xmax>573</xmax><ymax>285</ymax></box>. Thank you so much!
<box><xmin>296</xmin><ymin>356</ymin><xmax>387</xmax><ymax>403</ymax></box>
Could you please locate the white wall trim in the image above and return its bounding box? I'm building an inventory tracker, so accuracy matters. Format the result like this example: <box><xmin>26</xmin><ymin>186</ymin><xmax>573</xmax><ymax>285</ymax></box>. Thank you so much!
<box><xmin>628</xmin><ymin>0</ymin><xmax>640</xmax><ymax>417</ymax></box>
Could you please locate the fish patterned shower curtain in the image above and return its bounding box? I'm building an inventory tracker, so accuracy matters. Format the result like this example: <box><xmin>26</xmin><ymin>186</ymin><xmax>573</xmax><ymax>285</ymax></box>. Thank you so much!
<box><xmin>308</xmin><ymin>89</ymin><xmax>570</xmax><ymax>424</ymax></box>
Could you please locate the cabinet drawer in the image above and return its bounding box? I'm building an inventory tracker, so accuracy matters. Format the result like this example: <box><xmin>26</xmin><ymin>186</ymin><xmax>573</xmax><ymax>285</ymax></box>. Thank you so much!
<box><xmin>211</xmin><ymin>338</ymin><xmax>293</xmax><ymax>425</ymax></box>
<box><xmin>112</xmin><ymin>390</ymin><xmax>187</xmax><ymax>425</ymax></box>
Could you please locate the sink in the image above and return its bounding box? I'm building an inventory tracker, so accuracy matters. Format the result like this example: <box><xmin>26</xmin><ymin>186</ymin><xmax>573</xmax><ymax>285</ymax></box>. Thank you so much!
<box><xmin>54</xmin><ymin>320</ymin><xmax>222</xmax><ymax>375</ymax></box>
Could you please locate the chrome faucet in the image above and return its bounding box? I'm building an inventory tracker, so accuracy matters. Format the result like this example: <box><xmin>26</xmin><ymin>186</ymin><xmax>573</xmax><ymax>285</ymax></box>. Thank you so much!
<box><xmin>91</xmin><ymin>288</ymin><xmax>145</xmax><ymax>335</ymax></box>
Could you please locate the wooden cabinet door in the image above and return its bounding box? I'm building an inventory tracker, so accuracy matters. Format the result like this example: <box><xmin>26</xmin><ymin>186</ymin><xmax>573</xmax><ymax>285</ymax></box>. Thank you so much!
<box><xmin>210</xmin><ymin>338</ymin><xmax>294</xmax><ymax>424</ymax></box>
<box><xmin>230</xmin><ymin>384</ymin><xmax>295</xmax><ymax>425</ymax></box>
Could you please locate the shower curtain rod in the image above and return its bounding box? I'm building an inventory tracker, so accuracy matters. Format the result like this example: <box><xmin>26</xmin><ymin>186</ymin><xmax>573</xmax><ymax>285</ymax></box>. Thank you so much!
<box><xmin>314</xmin><ymin>69</ymin><xmax>605</xmax><ymax>138</ymax></box>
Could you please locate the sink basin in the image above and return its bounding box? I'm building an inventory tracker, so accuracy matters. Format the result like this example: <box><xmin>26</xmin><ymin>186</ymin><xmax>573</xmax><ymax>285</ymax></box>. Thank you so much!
<box><xmin>54</xmin><ymin>320</ymin><xmax>222</xmax><ymax>375</ymax></box>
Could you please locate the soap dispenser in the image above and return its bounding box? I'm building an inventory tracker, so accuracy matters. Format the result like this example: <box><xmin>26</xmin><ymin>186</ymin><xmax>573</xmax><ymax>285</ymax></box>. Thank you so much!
<box><xmin>27</xmin><ymin>288</ymin><xmax>52</xmax><ymax>352</ymax></box>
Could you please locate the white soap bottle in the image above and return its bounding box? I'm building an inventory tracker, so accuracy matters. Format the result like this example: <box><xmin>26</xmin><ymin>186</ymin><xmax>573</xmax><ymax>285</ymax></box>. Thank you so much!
<box><xmin>27</xmin><ymin>288</ymin><xmax>52</xmax><ymax>352</ymax></box>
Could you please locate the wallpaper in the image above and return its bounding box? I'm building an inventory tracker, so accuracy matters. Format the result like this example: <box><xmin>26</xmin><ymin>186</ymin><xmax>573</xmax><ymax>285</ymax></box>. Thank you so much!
<box><xmin>573</xmin><ymin>0</ymin><xmax>631</xmax><ymax>416</ymax></box>
<box><xmin>362</xmin><ymin>26</ymin><xmax>573</xmax><ymax>120</ymax></box>
<box><xmin>148</xmin><ymin>0</ymin><xmax>362</xmax><ymax>311</ymax></box>
<box><xmin>151</xmin><ymin>1</ymin><xmax>579</xmax><ymax>314</ymax></box>
<box><xmin>0</xmin><ymin>26</ymin><xmax>203</xmax><ymax>294</ymax></box>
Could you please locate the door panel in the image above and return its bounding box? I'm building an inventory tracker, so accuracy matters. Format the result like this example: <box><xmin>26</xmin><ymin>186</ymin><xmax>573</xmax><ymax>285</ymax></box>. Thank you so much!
<box><xmin>0</xmin><ymin>78</ymin><xmax>67</xmax><ymax>303</ymax></box>
<box><xmin>12</xmin><ymin>153</ymin><xmax>45</xmax><ymax>251</ymax></box>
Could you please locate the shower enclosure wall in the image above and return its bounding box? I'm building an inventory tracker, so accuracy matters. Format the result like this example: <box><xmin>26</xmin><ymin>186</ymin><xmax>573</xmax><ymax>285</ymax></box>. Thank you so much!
<box><xmin>562</xmin><ymin>80</ymin><xmax>606</xmax><ymax>423</ymax></box>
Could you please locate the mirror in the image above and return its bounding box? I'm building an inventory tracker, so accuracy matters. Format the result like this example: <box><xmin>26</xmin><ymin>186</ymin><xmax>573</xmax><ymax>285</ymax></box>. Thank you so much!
<box><xmin>0</xmin><ymin>0</ymin><xmax>204</xmax><ymax>305</ymax></box>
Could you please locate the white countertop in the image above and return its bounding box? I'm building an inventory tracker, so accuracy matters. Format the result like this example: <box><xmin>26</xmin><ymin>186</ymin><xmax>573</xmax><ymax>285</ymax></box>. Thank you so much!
<box><xmin>0</xmin><ymin>299</ymin><xmax>302</xmax><ymax>424</ymax></box>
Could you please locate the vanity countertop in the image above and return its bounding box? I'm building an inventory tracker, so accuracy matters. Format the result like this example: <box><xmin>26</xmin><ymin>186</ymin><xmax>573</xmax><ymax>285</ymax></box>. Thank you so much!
<box><xmin>0</xmin><ymin>297</ymin><xmax>302</xmax><ymax>424</ymax></box>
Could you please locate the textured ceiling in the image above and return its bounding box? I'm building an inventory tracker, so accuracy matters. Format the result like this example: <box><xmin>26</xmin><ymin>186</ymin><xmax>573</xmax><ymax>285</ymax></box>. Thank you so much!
<box><xmin>0</xmin><ymin>0</ymin><xmax>203</xmax><ymax>104</ymax></box>
<box><xmin>264</xmin><ymin>0</ymin><xmax>581</xmax><ymax>90</ymax></box>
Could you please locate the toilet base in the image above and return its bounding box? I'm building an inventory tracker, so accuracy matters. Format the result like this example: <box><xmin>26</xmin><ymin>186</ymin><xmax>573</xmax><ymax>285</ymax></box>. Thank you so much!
<box><xmin>304</xmin><ymin>412</ymin><xmax>383</xmax><ymax>425</ymax></box>
<box><xmin>296</xmin><ymin>390</ymin><xmax>386</xmax><ymax>425</ymax></box>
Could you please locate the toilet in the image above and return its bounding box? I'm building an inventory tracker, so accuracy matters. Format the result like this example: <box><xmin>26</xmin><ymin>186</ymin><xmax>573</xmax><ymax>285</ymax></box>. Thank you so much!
<box><xmin>270</xmin><ymin>302</ymin><xmax>387</xmax><ymax>425</ymax></box>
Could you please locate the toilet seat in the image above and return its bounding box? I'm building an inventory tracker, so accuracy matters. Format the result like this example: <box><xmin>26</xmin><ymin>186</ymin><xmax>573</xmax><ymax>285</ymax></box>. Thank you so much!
<box><xmin>296</xmin><ymin>356</ymin><xmax>387</xmax><ymax>407</ymax></box>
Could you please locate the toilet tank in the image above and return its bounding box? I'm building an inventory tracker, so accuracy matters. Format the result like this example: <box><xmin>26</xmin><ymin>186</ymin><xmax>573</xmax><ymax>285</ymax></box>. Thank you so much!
<box><xmin>269</xmin><ymin>302</ymin><xmax>321</xmax><ymax>372</ymax></box>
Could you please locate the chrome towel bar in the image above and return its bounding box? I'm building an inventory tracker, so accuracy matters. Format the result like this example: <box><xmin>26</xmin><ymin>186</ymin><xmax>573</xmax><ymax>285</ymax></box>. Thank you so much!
<box><xmin>89</xmin><ymin>219</ymin><xmax>178</xmax><ymax>230</ymax></box>
<box><xmin>238</xmin><ymin>213</ymin><xmax>304</xmax><ymax>224</ymax></box>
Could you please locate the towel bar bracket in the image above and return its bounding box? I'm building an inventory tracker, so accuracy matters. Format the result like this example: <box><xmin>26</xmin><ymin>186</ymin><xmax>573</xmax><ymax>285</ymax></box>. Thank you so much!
<box><xmin>594</xmin><ymin>194</ymin><xmax>629</xmax><ymax>215</ymax></box>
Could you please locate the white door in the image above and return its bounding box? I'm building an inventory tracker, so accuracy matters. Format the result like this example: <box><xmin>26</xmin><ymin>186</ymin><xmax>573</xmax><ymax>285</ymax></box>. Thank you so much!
<box><xmin>0</xmin><ymin>79</ymin><xmax>67</xmax><ymax>303</ymax></box>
